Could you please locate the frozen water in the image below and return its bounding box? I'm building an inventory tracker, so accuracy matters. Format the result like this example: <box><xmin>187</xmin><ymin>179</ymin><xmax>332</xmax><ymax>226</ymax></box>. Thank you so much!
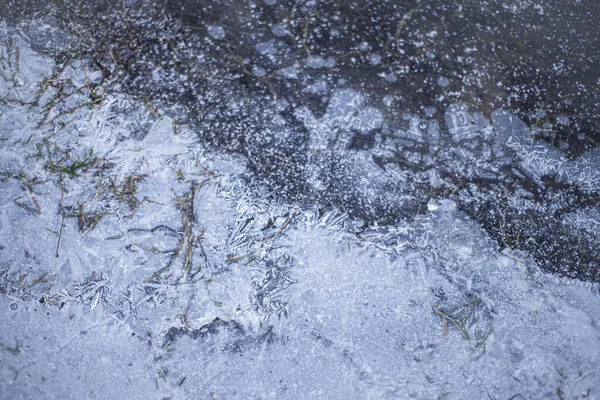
<box><xmin>252</xmin><ymin>65</ymin><xmax>267</xmax><ymax>78</ymax></box>
<box><xmin>305</xmin><ymin>55</ymin><xmax>326</xmax><ymax>69</ymax></box>
<box><xmin>207</xmin><ymin>25</ymin><xmax>225</xmax><ymax>41</ymax></box>
<box><xmin>437</xmin><ymin>76</ymin><xmax>450</xmax><ymax>87</ymax></box>
<box><xmin>271</xmin><ymin>25</ymin><xmax>288</xmax><ymax>37</ymax></box>
<box><xmin>255</xmin><ymin>41</ymin><xmax>277</xmax><ymax>56</ymax></box>
<box><xmin>1</xmin><ymin>22</ymin><xmax>600</xmax><ymax>400</ymax></box>
<box><xmin>445</xmin><ymin>104</ymin><xmax>478</xmax><ymax>142</ymax></box>
<box><xmin>369</xmin><ymin>53</ymin><xmax>381</xmax><ymax>66</ymax></box>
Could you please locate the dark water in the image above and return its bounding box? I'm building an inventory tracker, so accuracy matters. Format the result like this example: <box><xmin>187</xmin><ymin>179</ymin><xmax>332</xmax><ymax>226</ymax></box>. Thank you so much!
<box><xmin>3</xmin><ymin>0</ymin><xmax>600</xmax><ymax>281</ymax></box>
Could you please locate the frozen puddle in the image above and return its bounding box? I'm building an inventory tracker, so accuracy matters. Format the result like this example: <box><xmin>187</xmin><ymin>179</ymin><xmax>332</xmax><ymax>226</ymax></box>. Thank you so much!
<box><xmin>1</xmin><ymin>35</ymin><xmax>599</xmax><ymax>399</ymax></box>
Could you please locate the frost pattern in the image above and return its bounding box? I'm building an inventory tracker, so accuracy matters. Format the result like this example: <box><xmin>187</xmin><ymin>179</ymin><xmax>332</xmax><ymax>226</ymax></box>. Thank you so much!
<box><xmin>1</xmin><ymin>30</ymin><xmax>599</xmax><ymax>400</ymax></box>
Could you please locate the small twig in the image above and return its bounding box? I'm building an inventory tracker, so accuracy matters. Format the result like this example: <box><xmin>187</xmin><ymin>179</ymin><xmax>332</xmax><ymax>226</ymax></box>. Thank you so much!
<box><xmin>107</xmin><ymin>46</ymin><xmax>120</xmax><ymax>69</ymax></box>
<box><xmin>506</xmin><ymin>370</ymin><xmax>522</xmax><ymax>384</ymax></box>
<box><xmin>393</xmin><ymin>6</ymin><xmax>420</xmax><ymax>53</ymax></box>
<box><xmin>302</xmin><ymin>19</ymin><xmax>311</xmax><ymax>56</ymax></box>
<box><xmin>263</xmin><ymin>209</ymin><xmax>300</xmax><ymax>242</ymax></box>
<box><xmin>433</xmin><ymin>303</ymin><xmax>448</xmax><ymax>339</ymax></box>
<box><xmin>55</xmin><ymin>214</ymin><xmax>65</xmax><ymax>257</ymax></box>
<box><xmin>555</xmin><ymin>366</ymin><xmax>567</xmax><ymax>379</ymax></box>
<box><xmin>202</xmin><ymin>167</ymin><xmax>218</xmax><ymax>178</ymax></box>
<box><xmin>226</xmin><ymin>252</ymin><xmax>255</xmax><ymax>264</ymax></box>
<box><xmin>433</xmin><ymin>303</ymin><xmax>470</xmax><ymax>340</ymax></box>
<box><xmin>29</xmin><ymin>272</ymin><xmax>49</xmax><ymax>288</ymax></box>
<box><xmin>0</xmin><ymin>342</ymin><xmax>21</xmax><ymax>355</ymax></box>
<box><xmin>132</xmin><ymin>242</ymin><xmax>175</xmax><ymax>255</ymax></box>
<box><xmin>13</xmin><ymin>199</ymin><xmax>41</xmax><ymax>216</ymax></box>
<box><xmin>128</xmin><ymin>225</ymin><xmax>181</xmax><ymax>236</ymax></box>
<box><xmin>475</xmin><ymin>327</ymin><xmax>493</xmax><ymax>350</ymax></box>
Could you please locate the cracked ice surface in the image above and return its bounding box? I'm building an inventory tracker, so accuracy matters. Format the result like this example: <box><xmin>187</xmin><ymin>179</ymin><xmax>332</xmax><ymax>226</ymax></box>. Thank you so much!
<box><xmin>1</xmin><ymin>36</ymin><xmax>600</xmax><ymax>400</ymax></box>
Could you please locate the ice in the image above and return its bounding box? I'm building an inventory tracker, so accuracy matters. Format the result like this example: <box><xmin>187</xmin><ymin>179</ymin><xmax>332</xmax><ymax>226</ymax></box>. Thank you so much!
<box><xmin>0</xmin><ymin>299</ymin><xmax>155</xmax><ymax>400</ymax></box>
<box><xmin>275</xmin><ymin>64</ymin><xmax>299</xmax><ymax>79</ymax></box>
<box><xmin>108</xmin><ymin>200</ymin><xmax>599</xmax><ymax>399</ymax></box>
<box><xmin>252</xmin><ymin>65</ymin><xmax>267</xmax><ymax>77</ymax></box>
<box><xmin>437</xmin><ymin>76</ymin><xmax>450</xmax><ymax>87</ymax></box>
<box><xmin>255</xmin><ymin>41</ymin><xmax>277</xmax><ymax>55</ymax></box>
<box><xmin>305</xmin><ymin>79</ymin><xmax>328</xmax><ymax>94</ymax></box>
<box><xmin>491</xmin><ymin>109</ymin><xmax>532</xmax><ymax>148</ymax></box>
<box><xmin>427</xmin><ymin>120</ymin><xmax>440</xmax><ymax>150</ymax></box>
<box><xmin>1</xmin><ymin>31</ymin><xmax>600</xmax><ymax>400</ymax></box>
<box><xmin>318</xmin><ymin>90</ymin><xmax>384</xmax><ymax>136</ymax></box>
<box><xmin>518</xmin><ymin>144</ymin><xmax>564</xmax><ymax>182</ymax></box>
<box><xmin>271</xmin><ymin>25</ymin><xmax>288</xmax><ymax>37</ymax></box>
<box><xmin>383</xmin><ymin>72</ymin><xmax>397</xmax><ymax>82</ymax></box>
<box><xmin>305</xmin><ymin>55</ymin><xmax>326</xmax><ymax>69</ymax></box>
<box><xmin>445</xmin><ymin>104</ymin><xmax>479</xmax><ymax>142</ymax></box>
<box><xmin>382</xmin><ymin>95</ymin><xmax>394</xmax><ymax>107</ymax></box>
<box><xmin>369</xmin><ymin>53</ymin><xmax>381</xmax><ymax>65</ymax></box>
<box><xmin>207</xmin><ymin>25</ymin><xmax>225</xmax><ymax>40</ymax></box>
<box><xmin>0</xmin><ymin>37</ymin><xmax>54</xmax><ymax>104</ymax></box>
<box><xmin>569</xmin><ymin>148</ymin><xmax>600</xmax><ymax>194</ymax></box>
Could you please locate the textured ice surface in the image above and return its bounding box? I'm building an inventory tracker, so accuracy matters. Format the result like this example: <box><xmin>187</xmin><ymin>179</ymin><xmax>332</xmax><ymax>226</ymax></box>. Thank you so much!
<box><xmin>1</xmin><ymin>34</ymin><xmax>600</xmax><ymax>400</ymax></box>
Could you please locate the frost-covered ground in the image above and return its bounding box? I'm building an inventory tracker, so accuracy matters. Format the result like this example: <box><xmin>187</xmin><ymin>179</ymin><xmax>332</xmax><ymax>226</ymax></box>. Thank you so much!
<box><xmin>1</xmin><ymin>18</ymin><xmax>600</xmax><ymax>400</ymax></box>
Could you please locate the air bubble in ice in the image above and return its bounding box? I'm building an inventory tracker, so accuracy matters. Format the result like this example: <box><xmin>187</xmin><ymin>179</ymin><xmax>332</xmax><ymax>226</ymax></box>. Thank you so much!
<box><xmin>272</xmin><ymin>25</ymin><xmax>288</xmax><ymax>37</ymax></box>
<box><xmin>252</xmin><ymin>66</ymin><xmax>267</xmax><ymax>77</ymax></box>
<box><xmin>369</xmin><ymin>53</ymin><xmax>382</xmax><ymax>65</ymax></box>
<box><xmin>306</xmin><ymin>55</ymin><xmax>326</xmax><ymax>69</ymax></box>
<box><xmin>207</xmin><ymin>25</ymin><xmax>225</xmax><ymax>40</ymax></box>
<box><xmin>256</xmin><ymin>41</ymin><xmax>277</xmax><ymax>55</ymax></box>
<box><xmin>382</xmin><ymin>95</ymin><xmax>394</xmax><ymax>107</ymax></box>
<box><xmin>437</xmin><ymin>76</ymin><xmax>450</xmax><ymax>87</ymax></box>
